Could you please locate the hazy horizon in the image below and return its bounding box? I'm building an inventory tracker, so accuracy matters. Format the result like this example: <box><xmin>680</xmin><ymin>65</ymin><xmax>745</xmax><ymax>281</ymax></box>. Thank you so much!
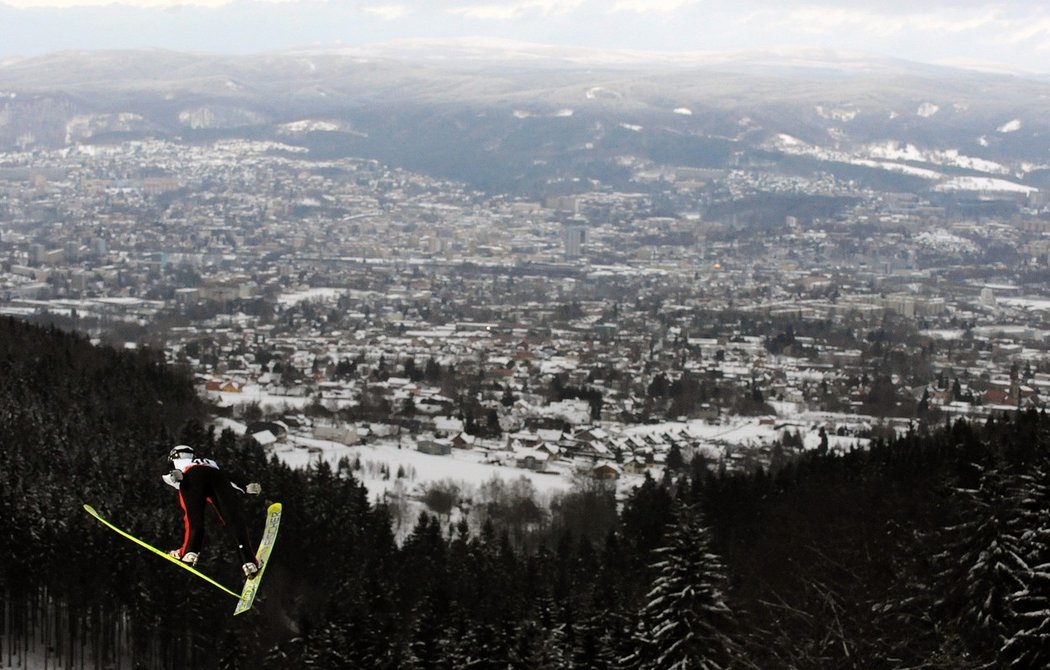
<box><xmin>1</xmin><ymin>0</ymin><xmax>1049</xmax><ymax>75</ymax></box>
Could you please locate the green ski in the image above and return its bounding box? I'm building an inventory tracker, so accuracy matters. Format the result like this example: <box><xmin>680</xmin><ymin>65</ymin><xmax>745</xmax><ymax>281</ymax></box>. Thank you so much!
<box><xmin>234</xmin><ymin>502</ymin><xmax>282</xmax><ymax>616</ymax></box>
<box><xmin>82</xmin><ymin>503</ymin><xmax>239</xmax><ymax>598</ymax></box>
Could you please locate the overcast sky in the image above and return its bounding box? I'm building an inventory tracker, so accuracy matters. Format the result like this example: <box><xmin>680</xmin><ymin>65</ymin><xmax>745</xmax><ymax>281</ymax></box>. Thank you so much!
<box><xmin>1</xmin><ymin>0</ymin><xmax>1048</xmax><ymax>72</ymax></box>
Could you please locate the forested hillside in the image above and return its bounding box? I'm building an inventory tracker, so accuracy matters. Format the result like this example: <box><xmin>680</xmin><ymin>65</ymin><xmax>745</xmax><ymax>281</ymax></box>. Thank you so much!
<box><xmin>2</xmin><ymin>315</ymin><xmax>1050</xmax><ymax>668</ymax></box>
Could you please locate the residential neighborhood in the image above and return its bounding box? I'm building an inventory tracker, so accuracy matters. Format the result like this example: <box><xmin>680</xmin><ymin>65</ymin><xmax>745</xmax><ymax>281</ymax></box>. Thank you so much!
<box><xmin>2</xmin><ymin>138</ymin><xmax>1049</xmax><ymax>503</ymax></box>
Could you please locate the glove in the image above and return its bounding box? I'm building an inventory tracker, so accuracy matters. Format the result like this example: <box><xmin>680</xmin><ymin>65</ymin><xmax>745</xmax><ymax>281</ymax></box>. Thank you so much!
<box><xmin>169</xmin><ymin>469</ymin><xmax>183</xmax><ymax>482</ymax></box>
<box><xmin>246</xmin><ymin>482</ymin><xmax>262</xmax><ymax>495</ymax></box>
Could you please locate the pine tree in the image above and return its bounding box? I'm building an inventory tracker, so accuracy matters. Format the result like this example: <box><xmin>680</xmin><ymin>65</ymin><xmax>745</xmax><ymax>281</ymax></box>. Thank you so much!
<box><xmin>217</xmin><ymin>628</ymin><xmax>249</xmax><ymax>670</ymax></box>
<box><xmin>570</xmin><ymin>613</ymin><xmax>620</xmax><ymax>669</ymax></box>
<box><xmin>509</xmin><ymin>617</ymin><xmax>568</xmax><ymax>669</ymax></box>
<box><xmin>619</xmin><ymin>473</ymin><xmax>674</xmax><ymax>565</ymax></box>
<box><xmin>1000</xmin><ymin>461</ymin><xmax>1050</xmax><ymax>667</ymax></box>
<box><xmin>1003</xmin><ymin>572</ymin><xmax>1050</xmax><ymax>668</ymax></box>
<box><xmin>632</xmin><ymin>500</ymin><xmax>739</xmax><ymax>670</ymax></box>
<box><xmin>933</xmin><ymin>463</ymin><xmax>1029</xmax><ymax>661</ymax></box>
<box><xmin>450</xmin><ymin>621</ymin><xmax>508</xmax><ymax>669</ymax></box>
<box><xmin>407</xmin><ymin>594</ymin><xmax>452</xmax><ymax>670</ymax></box>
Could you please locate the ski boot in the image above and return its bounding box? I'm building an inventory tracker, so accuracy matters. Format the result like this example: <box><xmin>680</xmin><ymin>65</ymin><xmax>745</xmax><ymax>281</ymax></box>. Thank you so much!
<box><xmin>242</xmin><ymin>559</ymin><xmax>260</xmax><ymax>580</ymax></box>
<box><xmin>169</xmin><ymin>549</ymin><xmax>199</xmax><ymax>567</ymax></box>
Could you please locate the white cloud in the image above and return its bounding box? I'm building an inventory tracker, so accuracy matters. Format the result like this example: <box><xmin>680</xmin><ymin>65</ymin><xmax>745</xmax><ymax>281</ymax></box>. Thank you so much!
<box><xmin>726</xmin><ymin>2</ymin><xmax>1050</xmax><ymax>63</ymax></box>
<box><xmin>611</xmin><ymin>0</ymin><xmax>699</xmax><ymax>13</ymax></box>
<box><xmin>2</xmin><ymin>0</ymin><xmax>232</xmax><ymax>6</ymax></box>
<box><xmin>1</xmin><ymin>0</ymin><xmax>306</xmax><ymax>6</ymax></box>
<box><xmin>755</xmin><ymin>6</ymin><xmax>1002</xmax><ymax>38</ymax></box>
<box><xmin>449</xmin><ymin>0</ymin><xmax>586</xmax><ymax>21</ymax></box>
<box><xmin>448</xmin><ymin>4</ymin><xmax>521</xmax><ymax>20</ymax></box>
<box><xmin>895</xmin><ymin>8</ymin><xmax>1003</xmax><ymax>34</ymax></box>
<box><xmin>994</xmin><ymin>16</ymin><xmax>1050</xmax><ymax>46</ymax></box>
<box><xmin>362</xmin><ymin>4</ymin><xmax>408</xmax><ymax>20</ymax></box>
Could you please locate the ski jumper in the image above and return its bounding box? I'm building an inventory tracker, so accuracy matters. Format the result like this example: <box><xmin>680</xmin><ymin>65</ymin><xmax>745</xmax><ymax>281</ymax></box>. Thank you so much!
<box><xmin>163</xmin><ymin>457</ymin><xmax>256</xmax><ymax>566</ymax></box>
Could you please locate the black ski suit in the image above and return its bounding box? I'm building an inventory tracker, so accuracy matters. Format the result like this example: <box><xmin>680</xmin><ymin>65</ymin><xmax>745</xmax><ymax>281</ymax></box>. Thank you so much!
<box><xmin>163</xmin><ymin>457</ymin><xmax>256</xmax><ymax>566</ymax></box>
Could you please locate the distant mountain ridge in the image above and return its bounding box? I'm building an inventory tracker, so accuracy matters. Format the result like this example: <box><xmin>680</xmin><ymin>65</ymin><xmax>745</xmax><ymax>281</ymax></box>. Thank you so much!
<box><xmin>1</xmin><ymin>43</ymin><xmax>1048</xmax><ymax>195</ymax></box>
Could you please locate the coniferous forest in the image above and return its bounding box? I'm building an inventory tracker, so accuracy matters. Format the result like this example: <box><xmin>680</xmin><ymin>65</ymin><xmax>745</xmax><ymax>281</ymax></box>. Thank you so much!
<box><xmin>5</xmin><ymin>315</ymin><xmax>1050</xmax><ymax>668</ymax></box>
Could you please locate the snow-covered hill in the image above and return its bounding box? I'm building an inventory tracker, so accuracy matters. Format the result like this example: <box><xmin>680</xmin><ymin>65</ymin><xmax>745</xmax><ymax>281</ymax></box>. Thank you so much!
<box><xmin>2</xmin><ymin>45</ymin><xmax>1049</xmax><ymax>194</ymax></box>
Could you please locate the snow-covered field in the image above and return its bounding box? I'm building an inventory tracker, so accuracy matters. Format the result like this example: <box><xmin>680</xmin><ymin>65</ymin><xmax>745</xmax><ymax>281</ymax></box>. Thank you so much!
<box><xmin>763</xmin><ymin>135</ymin><xmax>1036</xmax><ymax>193</ymax></box>
<box><xmin>213</xmin><ymin>408</ymin><xmax>872</xmax><ymax>508</ymax></box>
<box><xmin>203</xmin><ymin>384</ymin><xmax>882</xmax><ymax>541</ymax></box>
<box><xmin>273</xmin><ymin>430</ymin><xmax>579</xmax><ymax>500</ymax></box>
<box><xmin>1000</xmin><ymin>297</ymin><xmax>1050</xmax><ymax>311</ymax></box>
<box><xmin>934</xmin><ymin>176</ymin><xmax>1036</xmax><ymax>194</ymax></box>
<box><xmin>214</xmin><ymin>415</ymin><xmax>618</xmax><ymax>537</ymax></box>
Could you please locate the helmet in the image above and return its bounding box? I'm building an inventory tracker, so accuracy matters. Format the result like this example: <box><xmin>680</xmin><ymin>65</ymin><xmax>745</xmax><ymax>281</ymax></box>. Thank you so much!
<box><xmin>168</xmin><ymin>444</ymin><xmax>194</xmax><ymax>461</ymax></box>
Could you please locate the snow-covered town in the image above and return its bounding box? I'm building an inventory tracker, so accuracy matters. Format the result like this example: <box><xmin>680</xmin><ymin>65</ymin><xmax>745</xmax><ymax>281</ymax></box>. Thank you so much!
<box><xmin>6</xmin><ymin>33</ymin><xmax>1050</xmax><ymax>670</ymax></box>
<box><xmin>3</xmin><ymin>140</ymin><xmax>1048</xmax><ymax>519</ymax></box>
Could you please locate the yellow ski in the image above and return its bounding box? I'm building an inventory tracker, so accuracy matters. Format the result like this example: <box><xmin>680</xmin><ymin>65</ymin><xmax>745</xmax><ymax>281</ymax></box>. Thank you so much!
<box><xmin>234</xmin><ymin>502</ymin><xmax>282</xmax><ymax>616</ymax></box>
<box><xmin>83</xmin><ymin>503</ymin><xmax>239</xmax><ymax>598</ymax></box>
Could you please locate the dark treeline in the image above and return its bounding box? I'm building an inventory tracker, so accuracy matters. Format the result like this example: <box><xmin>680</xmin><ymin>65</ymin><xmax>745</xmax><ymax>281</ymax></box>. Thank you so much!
<box><xmin>4</xmin><ymin>315</ymin><xmax>1050</xmax><ymax>668</ymax></box>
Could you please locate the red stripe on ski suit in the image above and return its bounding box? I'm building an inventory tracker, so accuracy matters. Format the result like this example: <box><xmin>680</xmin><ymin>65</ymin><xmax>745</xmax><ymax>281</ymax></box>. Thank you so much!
<box><xmin>176</xmin><ymin>463</ymin><xmax>213</xmax><ymax>555</ymax></box>
<box><xmin>178</xmin><ymin>492</ymin><xmax>223</xmax><ymax>555</ymax></box>
<box><xmin>178</xmin><ymin>489</ymin><xmax>191</xmax><ymax>556</ymax></box>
